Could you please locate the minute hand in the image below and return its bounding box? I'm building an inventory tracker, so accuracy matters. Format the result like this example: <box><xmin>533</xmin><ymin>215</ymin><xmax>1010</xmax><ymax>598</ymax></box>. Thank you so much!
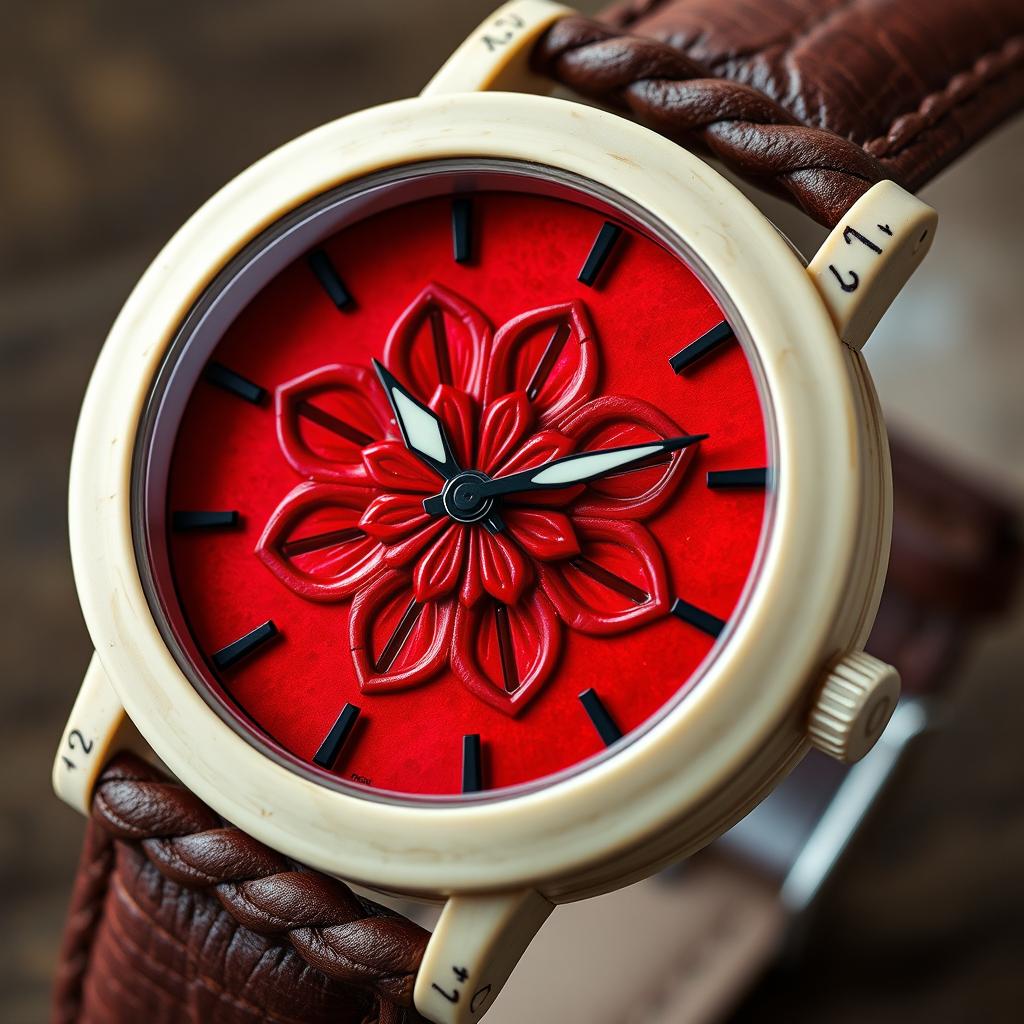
<box><xmin>475</xmin><ymin>434</ymin><xmax>707</xmax><ymax>499</ymax></box>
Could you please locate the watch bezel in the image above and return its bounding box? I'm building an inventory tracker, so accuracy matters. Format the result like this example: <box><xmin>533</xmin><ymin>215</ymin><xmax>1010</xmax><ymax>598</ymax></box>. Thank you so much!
<box><xmin>68</xmin><ymin>91</ymin><xmax>875</xmax><ymax>900</ymax></box>
<box><xmin>130</xmin><ymin>157</ymin><xmax>778</xmax><ymax>805</ymax></box>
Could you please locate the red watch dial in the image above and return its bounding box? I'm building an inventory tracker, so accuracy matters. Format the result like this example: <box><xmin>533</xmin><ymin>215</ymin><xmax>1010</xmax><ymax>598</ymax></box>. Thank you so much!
<box><xmin>144</xmin><ymin>163</ymin><xmax>770</xmax><ymax>799</ymax></box>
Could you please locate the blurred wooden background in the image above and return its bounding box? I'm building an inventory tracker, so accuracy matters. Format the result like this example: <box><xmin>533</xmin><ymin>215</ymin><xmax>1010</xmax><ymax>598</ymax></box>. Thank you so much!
<box><xmin>1</xmin><ymin>2</ymin><xmax>1021</xmax><ymax>1021</ymax></box>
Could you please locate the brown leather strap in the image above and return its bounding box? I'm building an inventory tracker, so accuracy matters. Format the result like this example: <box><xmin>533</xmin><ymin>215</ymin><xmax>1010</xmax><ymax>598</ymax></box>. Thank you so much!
<box><xmin>533</xmin><ymin>0</ymin><xmax>1024</xmax><ymax>226</ymax></box>
<box><xmin>52</xmin><ymin>754</ymin><xmax>429</xmax><ymax>1024</ymax></box>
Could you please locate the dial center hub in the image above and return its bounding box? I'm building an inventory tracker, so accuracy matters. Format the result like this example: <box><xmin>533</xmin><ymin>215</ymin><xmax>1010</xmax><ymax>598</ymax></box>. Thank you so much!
<box><xmin>442</xmin><ymin>471</ymin><xmax>494</xmax><ymax>524</ymax></box>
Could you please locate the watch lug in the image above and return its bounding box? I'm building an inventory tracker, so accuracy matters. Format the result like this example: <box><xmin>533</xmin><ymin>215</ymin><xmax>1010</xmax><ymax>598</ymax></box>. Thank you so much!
<box><xmin>422</xmin><ymin>0</ymin><xmax>571</xmax><ymax>98</ymax></box>
<box><xmin>52</xmin><ymin>653</ymin><xmax>130</xmax><ymax>815</ymax></box>
<box><xmin>807</xmin><ymin>180</ymin><xmax>938</xmax><ymax>350</ymax></box>
<box><xmin>413</xmin><ymin>888</ymin><xmax>554</xmax><ymax>1023</ymax></box>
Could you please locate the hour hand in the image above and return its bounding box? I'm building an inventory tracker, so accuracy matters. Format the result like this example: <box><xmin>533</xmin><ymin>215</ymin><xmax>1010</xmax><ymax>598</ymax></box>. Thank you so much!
<box><xmin>373</xmin><ymin>360</ymin><xmax>461</xmax><ymax>480</ymax></box>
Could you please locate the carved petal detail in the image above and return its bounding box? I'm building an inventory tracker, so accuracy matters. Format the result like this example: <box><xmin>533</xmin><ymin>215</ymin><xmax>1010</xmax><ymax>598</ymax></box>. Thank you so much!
<box><xmin>349</xmin><ymin>570</ymin><xmax>453</xmax><ymax>692</ymax></box>
<box><xmin>362</xmin><ymin>440</ymin><xmax>443</xmax><ymax>494</ymax></box>
<box><xmin>383</xmin><ymin>282</ymin><xmax>491</xmax><ymax>402</ymax></box>
<box><xmin>459</xmin><ymin>531</ymin><xmax>484</xmax><ymax>607</ymax></box>
<box><xmin>429</xmin><ymin>385</ymin><xmax>476</xmax><ymax>468</ymax></box>
<box><xmin>380</xmin><ymin>517</ymin><xmax>450</xmax><ymax>568</ymax></box>
<box><xmin>504</xmin><ymin>508</ymin><xmax>580</xmax><ymax>561</ymax></box>
<box><xmin>256</xmin><ymin>482</ymin><xmax>384</xmax><ymax>601</ymax></box>
<box><xmin>359</xmin><ymin>492</ymin><xmax>432</xmax><ymax>542</ymax></box>
<box><xmin>486</xmin><ymin>301</ymin><xmax>598</xmax><ymax>425</ymax></box>
<box><xmin>540</xmin><ymin>517</ymin><xmax>669</xmax><ymax>634</ymax></box>
<box><xmin>275</xmin><ymin>364</ymin><xmax>390</xmax><ymax>483</ymax></box>
<box><xmin>557</xmin><ymin>395</ymin><xmax>696</xmax><ymax>519</ymax></box>
<box><xmin>413</xmin><ymin>524</ymin><xmax>467</xmax><ymax>602</ymax></box>
<box><xmin>451</xmin><ymin>588</ymin><xmax>562</xmax><ymax>717</ymax></box>
<box><xmin>477</xmin><ymin>391</ymin><xmax>534</xmax><ymax>474</ymax></box>
<box><xmin>476</xmin><ymin>530</ymin><xmax>533</xmax><ymax>605</ymax></box>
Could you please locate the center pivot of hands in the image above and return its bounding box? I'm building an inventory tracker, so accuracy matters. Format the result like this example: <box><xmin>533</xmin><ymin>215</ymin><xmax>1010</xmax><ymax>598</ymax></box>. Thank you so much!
<box><xmin>440</xmin><ymin>471</ymin><xmax>495</xmax><ymax>524</ymax></box>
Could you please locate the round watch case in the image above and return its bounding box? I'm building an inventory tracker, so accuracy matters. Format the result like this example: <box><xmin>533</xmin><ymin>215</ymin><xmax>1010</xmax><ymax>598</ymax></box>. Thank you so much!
<box><xmin>66</xmin><ymin>88</ymin><xmax>889</xmax><ymax>902</ymax></box>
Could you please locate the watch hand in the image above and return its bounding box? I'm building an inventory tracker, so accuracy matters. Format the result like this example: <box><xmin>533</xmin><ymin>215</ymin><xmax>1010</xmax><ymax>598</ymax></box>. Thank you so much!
<box><xmin>422</xmin><ymin>434</ymin><xmax>706</xmax><ymax>516</ymax></box>
<box><xmin>375</xmin><ymin>360</ymin><xmax>505</xmax><ymax>533</ymax></box>
<box><xmin>372</xmin><ymin>359</ymin><xmax>462</xmax><ymax>481</ymax></box>
<box><xmin>478</xmin><ymin>434</ymin><xmax>707</xmax><ymax>497</ymax></box>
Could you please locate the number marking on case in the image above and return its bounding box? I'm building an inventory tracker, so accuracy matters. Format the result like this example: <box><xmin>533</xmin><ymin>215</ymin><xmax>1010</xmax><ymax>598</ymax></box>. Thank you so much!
<box><xmin>61</xmin><ymin>728</ymin><xmax>95</xmax><ymax>772</ymax></box>
<box><xmin>481</xmin><ymin>12</ymin><xmax>526</xmax><ymax>51</ymax></box>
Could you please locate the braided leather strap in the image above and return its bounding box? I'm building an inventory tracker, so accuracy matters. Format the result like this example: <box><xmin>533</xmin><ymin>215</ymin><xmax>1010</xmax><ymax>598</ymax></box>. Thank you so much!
<box><xmin>52</xmin><ymin>753</ymin><xmax>429</xmax><ymax>1024</ymax></box>
<box><xmin>534</xmin><ymin>0</ymin><xmax>1024</xmax><ymax>226</ymax></box>
<box><xmin>534</xmin><ymin>16</ymin><xmax>888</xmax><ymax>225</ymax></box>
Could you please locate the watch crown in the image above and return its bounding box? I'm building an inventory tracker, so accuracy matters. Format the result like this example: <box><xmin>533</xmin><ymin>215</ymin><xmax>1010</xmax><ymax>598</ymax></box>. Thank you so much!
<box><xmin>808</xmin><ymin>651</ymin><xmax>900</xmax><ymax>764</ymax></box>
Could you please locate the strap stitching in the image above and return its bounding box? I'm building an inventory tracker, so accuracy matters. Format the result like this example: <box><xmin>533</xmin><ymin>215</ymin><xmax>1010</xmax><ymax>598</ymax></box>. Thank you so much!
<box><xmin>865</xmin><ymin>35</ymin><xmax>1024</xmax><ymax>161</ymax></box>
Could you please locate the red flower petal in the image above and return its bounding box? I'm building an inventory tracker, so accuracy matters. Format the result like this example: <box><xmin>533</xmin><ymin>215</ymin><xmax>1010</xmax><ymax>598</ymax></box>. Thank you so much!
<box><xmin>256</xmin><ymin>482</ymin><xmax>384</xmax><ymax>601</ymax></box>
<box><xmin>505</xmin><ymin>508</ymin><xmax>580</xmax><ymax>561</ymax></box>
<box><xmin>452</xmin><ymin>589</ymin><xmax>562</xmax><ymax>717</ymax></box>
<box><xmin>496</xmin><ymin>428</ymin><xmax>583</xmax><ymax>507</ymax></box>
<box><xmin>383</xmin><ymin>283</ymin><xmax>491</xmax><ymax>402</ymax></box>
<box><xmin>477</xmin><ymin>391</ymin><xmax>534</xmax><ymax>474</ymax></box>
<box><xmin>557</xmin><ymin>396</ymin><xmax>698</xmax><ymax>519</ymax></box>
<box><xmin>496</xmin><ymin>427</ymin><xmax>574</xmax><ymax>472</ymax></box>
<box><xmin>350</xmin><ymin>570</ymin><xmax>453</xmax><ymax>692</ymax></box>
<box><xmin>540</xmin><ymin>518</ymin><xmax>669</xmax><ymax>634</ymax></box>
<box><xmin>477</xmin><ymin>530</ymin><xmax>533</xmax><ymax>605</ymax></box>
<box><xmin>460</xmin><ymin>530</ymin><xmax>484</xmax><ymax>606</ymax></box>
<box><xmin>362</xmin><ymin>440</ymin><xmax>443</xmax><ymax>493</ymax></box>
<box><xmin>381</xmin><ymin>517</ymin><xmax>449</xmax><ymax>568</ymax></box>
<box><xmin>275</xmin><ymin>364</ymin><xmax>390</xmax><ymax>483</ymax></box>
<box><xmin>359</xmin><ymin>492</ymin><xmax>431</xmax><ymax>541</ymax></box>
<box><xmin>413</xmin><ymin>524</ymin><xmax>467</xmax><ymax>602</ymax></box>
<box><xmin>487</xmin><ymin>301</ymin><xmax>597</xmax><ymax>425</ymax></box>
<box><xmin>429</xmin><ymin>385</ymin><xmax>476</xmax><ymax>468</ymax></box>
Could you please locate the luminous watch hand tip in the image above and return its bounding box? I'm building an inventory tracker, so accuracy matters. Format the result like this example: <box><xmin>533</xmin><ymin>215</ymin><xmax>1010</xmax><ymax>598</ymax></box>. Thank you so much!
<box><xmin>373</xmin><ymin>361</ymin><xmax>460</xmax><ymax>479</ymax></box>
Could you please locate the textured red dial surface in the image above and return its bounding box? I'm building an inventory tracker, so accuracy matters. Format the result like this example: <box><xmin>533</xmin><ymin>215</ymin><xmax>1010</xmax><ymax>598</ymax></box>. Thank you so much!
<box><xmin>162</xmin><ymin>182</ymin><xmax>768</xmax><ymax>798</ymax></box>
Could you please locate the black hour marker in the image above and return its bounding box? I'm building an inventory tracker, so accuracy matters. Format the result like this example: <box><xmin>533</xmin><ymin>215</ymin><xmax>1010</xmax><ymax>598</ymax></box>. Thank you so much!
<box><xmin>280</xmin><ymin>527</ymin><xmax>364</xmax><ymax>558</ymax></box>
<box><xmin>172</xmin><ymin>510</ymin><xmax>239</xmax><ymax>531</ymax></box>
<box><xmin>670</xmin><ymin>597</ymin><xmax>726</xmax><ymax>638</ymax></box>
<box><xmin>452</xmin><ymin>197</ymin><xmax>473</xmax><ymax>264</ymax></box>
<box><xmin>211</xmin><ymin>620</ymin><xmax>278</xmax><ymax>670</ymax></box>
<box><xmin>669</xmin><ymin>320</ymin><xmax>734</xmax><ymax>374</ymax></box>
<box><xmin>374</xmin><ymin>598</ymin><xmax>423</xmax><ymax>673</ymax></box>
<box><xmin>205</xmin><ymin>362</ymin><xmax>266</xmax><ymax>404</ymax></box>
<box><xmin>297</xmin><ymin>399</ymin><xmax>374</xmax><ymax>446</ymax></box>
<box><xmin>462</xmin><ymin>734</ymin><xmax>483</xmax><ymax>793</ymax></box>
<box><xmin>525</xmin><ymin>322</ymin><xmax>570</xmax><ymax>402</ymax></box>
<box><xmin>578</xmin><ymin>221</ymin><xmax>622</xmax><ymax>287</ymax></box>
<box><xmin>707</xmin><ymin>468</ymin><xmax>768</xmax><ymax>489</ymax></box>
<box><xmin>579</xmin><ymin>688</ymin><xmax>623</xmax><ymax>746</ymax></box>
<box><xmin>569</xmin><ymin>557</ymin><xmax>649</xmax><ymax>605</ymax></box>
<box><xmin>313</xmin><ymin>702</ymin><xmax>361</xmax><ymax>769</ymax></box>
<box><xmin>307</xmin><ymin>248</ymin><xmax>354</xmax><ymax>311</ymax></box>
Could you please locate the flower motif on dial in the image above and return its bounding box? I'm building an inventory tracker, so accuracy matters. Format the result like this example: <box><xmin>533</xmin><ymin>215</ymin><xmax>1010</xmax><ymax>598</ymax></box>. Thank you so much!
<box><xmin>256</xmin><ymin>282</ymin><xmax>696</xmax><ymax>716</ymax></box>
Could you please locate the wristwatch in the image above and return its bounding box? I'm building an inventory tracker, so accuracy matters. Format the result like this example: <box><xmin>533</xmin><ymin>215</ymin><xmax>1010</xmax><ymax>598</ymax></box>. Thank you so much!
<box><xmin>51</xmin><ymin>2</ymin><xmax>1024</xmax><ymax>1023</ymax></box>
